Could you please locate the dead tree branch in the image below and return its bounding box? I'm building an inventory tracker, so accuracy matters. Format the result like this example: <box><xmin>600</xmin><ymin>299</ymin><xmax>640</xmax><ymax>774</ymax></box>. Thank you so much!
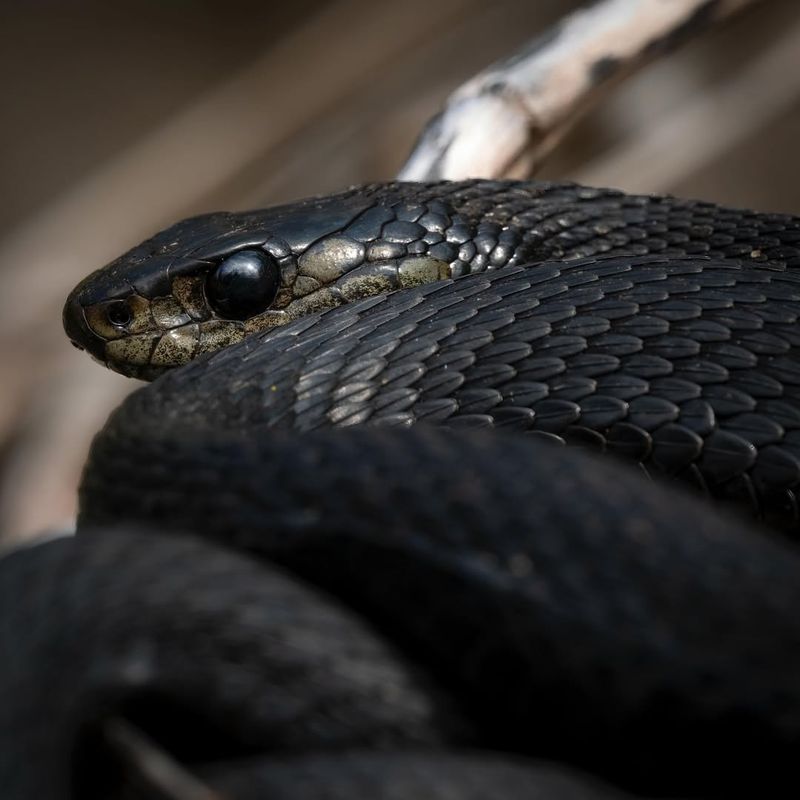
<box><xmin>398</xmin><ymin>0</ymin><xmax>762</xmax><ymax>181</ymax></box>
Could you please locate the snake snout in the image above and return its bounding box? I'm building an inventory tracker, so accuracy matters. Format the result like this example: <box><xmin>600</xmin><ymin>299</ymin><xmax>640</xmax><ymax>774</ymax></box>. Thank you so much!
<box><xmin>62</xmin><ymin>292</ymin><xmax>102</xmax><ymax>361</ymax></box>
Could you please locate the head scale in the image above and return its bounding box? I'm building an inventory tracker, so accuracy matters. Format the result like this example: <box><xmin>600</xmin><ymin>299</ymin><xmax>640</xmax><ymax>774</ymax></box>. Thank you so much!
<box><xmin>63</xmin><ymin>183</ymin><xmax>521</xmax><ymax>379</ymax></box>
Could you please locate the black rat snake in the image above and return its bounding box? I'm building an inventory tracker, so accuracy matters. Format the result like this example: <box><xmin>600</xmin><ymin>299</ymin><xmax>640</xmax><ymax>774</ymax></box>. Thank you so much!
<box><xmin>4</xmin><ymin>179</ymin><xmax>800</xmax><ymax>799</ymax></box>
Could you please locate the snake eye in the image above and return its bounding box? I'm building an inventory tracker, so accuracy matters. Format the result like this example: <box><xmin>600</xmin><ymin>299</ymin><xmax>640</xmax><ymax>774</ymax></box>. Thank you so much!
<box><xmin>205</xmin><ymin>250</ymin><xmax>280</xmax><ymax>320</ymax></box>
<box><xmin>105</xmin><ymin>300</ymin><xmax>132</xmax><ymax>328</ymax></box>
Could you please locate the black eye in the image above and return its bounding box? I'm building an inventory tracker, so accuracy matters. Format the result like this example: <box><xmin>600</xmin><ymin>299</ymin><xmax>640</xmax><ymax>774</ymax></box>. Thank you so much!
<box><xmin>205</xmin><ymin>250</ymin><xmax>280</xmax><ymax>320</ymax></box>
<box><xmin>106</xmin><ymin>300</ymin><xmax>132</xmax><ymax>327</ymax></box>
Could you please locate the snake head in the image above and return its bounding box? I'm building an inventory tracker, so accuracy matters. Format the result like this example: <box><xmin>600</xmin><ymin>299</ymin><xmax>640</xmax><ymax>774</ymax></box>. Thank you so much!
<box><xmin>62</xmin><ymin>185</ymin><xmax>476</xmax><ymax>380</ymax></box>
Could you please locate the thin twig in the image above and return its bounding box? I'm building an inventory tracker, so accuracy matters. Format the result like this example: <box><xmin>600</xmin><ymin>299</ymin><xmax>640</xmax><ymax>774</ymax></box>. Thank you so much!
<box><xmin>571</xmin><ymin>7</ymin><xmax>800</xmax><ymax>194</ymax></box>
<box><xmin>398</xmin><ymin>0</ymin><xmax>762</xmax><ymax>181</ymax></box>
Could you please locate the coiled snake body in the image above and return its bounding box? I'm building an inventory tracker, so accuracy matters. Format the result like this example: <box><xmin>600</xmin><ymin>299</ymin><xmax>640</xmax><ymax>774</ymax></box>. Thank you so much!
<box><xmin>5</xmin><ymin>180</ymin><xmax>800</xmax><ymax>798</ymax></box>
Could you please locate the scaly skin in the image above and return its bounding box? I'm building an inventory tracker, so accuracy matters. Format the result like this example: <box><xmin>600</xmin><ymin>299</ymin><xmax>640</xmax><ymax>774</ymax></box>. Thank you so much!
<box><xmin>62</xmin><ymin>180</ymin><xmax>800</xmax><ymax>379</ymax></box>
<box><xmin>5</xmin><ymin>181</ymin><xmax>800</xmax><ymax>798</ymax></box>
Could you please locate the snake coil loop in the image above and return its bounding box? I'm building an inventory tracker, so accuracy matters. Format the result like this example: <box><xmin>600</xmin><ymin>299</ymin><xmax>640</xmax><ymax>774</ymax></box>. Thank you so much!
<box><xmin>6</xmin><ymin>179</ymin><xmax>800</xmax><ymax>799</ymax></box>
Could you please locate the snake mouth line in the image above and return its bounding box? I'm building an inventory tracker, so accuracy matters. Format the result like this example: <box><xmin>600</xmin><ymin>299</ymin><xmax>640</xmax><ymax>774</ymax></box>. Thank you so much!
<box><xmin>101</xmin><ymin>320</ymin><xmax>245</xmax><ymax>379</ymax></box>
<box><xmin>99</xmin><ymin>256</ymin><xmax>453</xmax><ymax>379</ymax></box>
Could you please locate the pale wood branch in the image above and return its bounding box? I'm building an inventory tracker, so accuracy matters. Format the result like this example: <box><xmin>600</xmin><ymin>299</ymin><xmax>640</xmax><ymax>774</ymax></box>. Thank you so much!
<box><xmin>398</xmin><ymin>0</ymin><xmax>762</xmax><ymax>181</ymax></box>
<box><xmin>570</xmin><ymin>8</ymin><xmax>800</xmax><ymax>193</ymax></box>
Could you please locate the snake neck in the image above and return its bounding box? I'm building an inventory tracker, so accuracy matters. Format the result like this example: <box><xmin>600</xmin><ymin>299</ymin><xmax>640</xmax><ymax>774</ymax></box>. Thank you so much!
<box><xmin>63</xmin><ymin>179</ymin><xmax>794</xmax><ymax>380</ymax></box>
<box><xmin>349</xmin><ymin>179</ymin><xmax>731</xmax><ymax>279</ymax></box>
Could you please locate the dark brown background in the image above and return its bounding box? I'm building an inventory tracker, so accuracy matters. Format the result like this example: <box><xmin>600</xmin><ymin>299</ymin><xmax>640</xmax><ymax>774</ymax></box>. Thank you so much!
<box><xmin>1</xmin><ymin>0</ymin><xmax>798</xmax><ymax>544</ymax></box>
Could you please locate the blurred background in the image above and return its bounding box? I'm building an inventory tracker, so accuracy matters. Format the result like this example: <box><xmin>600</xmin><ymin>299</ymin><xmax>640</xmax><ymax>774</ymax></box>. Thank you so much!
<box><xmin>1</xmin><ymin>0</ymin><xmax>799</xmax><ymax>545</ymax></box>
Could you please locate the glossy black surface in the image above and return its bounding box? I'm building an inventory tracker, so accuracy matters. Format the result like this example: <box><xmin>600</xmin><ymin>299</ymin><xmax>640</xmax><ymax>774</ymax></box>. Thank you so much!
<box><xmin>205</xmin><ymin>250</ymin><xmax>281</xmax><ymax>320</ymax></box>
<box><xmin>12</xmin><ymin>180</ymin><xmax>800</xmax><ymax>798</ymax></box>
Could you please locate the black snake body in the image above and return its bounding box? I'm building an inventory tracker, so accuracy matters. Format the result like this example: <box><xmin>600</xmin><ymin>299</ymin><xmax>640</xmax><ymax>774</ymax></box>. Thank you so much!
<box><xmin>6</xmin><ymin>180</ymin><xmax>800</xmax><ymax>798</ymax></box>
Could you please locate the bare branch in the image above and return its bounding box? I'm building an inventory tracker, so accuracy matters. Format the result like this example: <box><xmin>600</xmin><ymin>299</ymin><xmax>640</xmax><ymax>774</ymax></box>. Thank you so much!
<box><xmin>398</xmin><ymin>0</ymin><xmax>762</xmax><ymax>181</ymax></box>
<box><xmin>571</xmin><ymin>8</ymin><xmax>800</xmax><ymax>193</ymax></box>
